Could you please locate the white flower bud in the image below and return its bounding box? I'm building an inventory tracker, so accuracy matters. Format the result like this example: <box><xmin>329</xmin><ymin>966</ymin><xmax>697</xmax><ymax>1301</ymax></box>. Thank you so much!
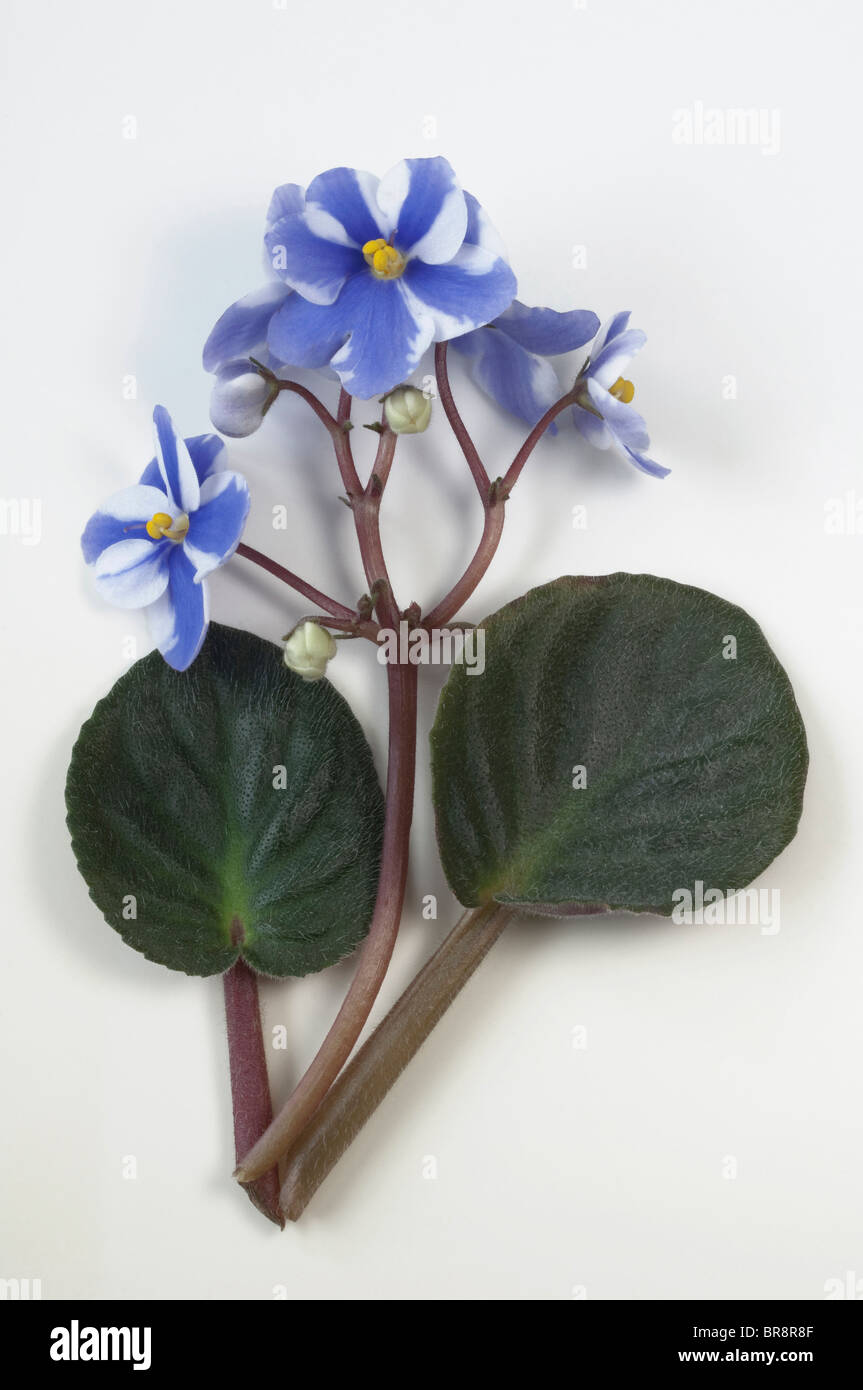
<box><xmin>384</xmin><ymin>385</ymin><xmax>432</xmax><ymax>435</ymax></box>
<box><xmin>283</xmin><ymin>621</ymin><xmax>338</xmax><ymax>682</ymax></box>
<box><xmin>210</xmin><ymin>364</ymin><xmax>277</xmax><ymax>438</ymax></box>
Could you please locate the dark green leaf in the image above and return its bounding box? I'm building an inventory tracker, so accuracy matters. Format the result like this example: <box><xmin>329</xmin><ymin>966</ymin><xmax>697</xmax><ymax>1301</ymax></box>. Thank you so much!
<box><xmin>66</xmin><ymin>624</ymin><xmax>384</xmax><ymax>977</ymax></box>
<box><xmin>430</xmin><ymin>575</ymin><xmax>808</xmax><ymax>916</ymax></box>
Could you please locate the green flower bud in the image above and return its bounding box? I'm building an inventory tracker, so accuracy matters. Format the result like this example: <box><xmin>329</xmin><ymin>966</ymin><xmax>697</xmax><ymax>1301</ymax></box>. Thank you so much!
<box><xmin>283</xmin><ymin>621</ymin><xmax>337</xmax><ymax>682</ymax></box>
<box><xmin>384</xmin><ymin>385</ymin><xmax>432</xmax><ymax>435</ymax></box>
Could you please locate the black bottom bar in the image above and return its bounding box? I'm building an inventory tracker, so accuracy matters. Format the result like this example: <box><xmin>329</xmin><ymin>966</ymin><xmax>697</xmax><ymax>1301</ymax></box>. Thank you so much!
<box><xmin>3</xmin><ymin>1297</ymin><xmax>862</xmax><ymax>1374</ymax></box>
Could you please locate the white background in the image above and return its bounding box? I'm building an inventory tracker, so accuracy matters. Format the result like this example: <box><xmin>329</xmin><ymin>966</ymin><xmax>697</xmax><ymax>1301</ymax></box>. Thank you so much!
<box><xmin>2</xmin><ymin>0</ymin><xmax>861</xmax><ymax>1301</ymax></box>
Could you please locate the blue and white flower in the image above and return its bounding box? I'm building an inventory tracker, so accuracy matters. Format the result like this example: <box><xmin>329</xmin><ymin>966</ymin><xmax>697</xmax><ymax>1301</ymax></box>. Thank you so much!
<box><xmin>202</xmin><ymin>161</ymin><xmax>516</xmax><ymax>413</ymax></box>
<box><xmin>82</xmin><ymin>407</ymin><xmax>250</xmax><ymax>670</ymax></box>
<box><xmin>571</xmin><ymin>313</ymin><xmax>669</xmax><ymax>478</ymax></box>
<box><xmin>260</xmin><ymin>157</ymin><xmax>516</xmax><ymax>400</ymax></box>
<box><xmin>452</xmin><ymin>298</ymin><xmax>599</xmax><ymax>429</ymax></box>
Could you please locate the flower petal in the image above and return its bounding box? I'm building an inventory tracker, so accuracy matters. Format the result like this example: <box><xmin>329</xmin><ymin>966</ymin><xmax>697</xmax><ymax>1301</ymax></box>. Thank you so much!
<box><xmin>146</xmin><ymin>549</ymin><xmax>209</xmax><ymax>671</ymax></box>
<box><xmin>589</xmin><ymin>311</ymin><xmax>632</xmax><ymax>361</ymax></box>
<box><xmin>329</xmin><ymin>277</ymin><xmax>433</xmax><ymax>399</ymax></box>
<box><xmin>377</xmin><ymin>157</ymin><xmax>467</xmax><ymax>264</ymax></box>
<box><xmin>264</xmin><ymin>213</ymin><xmax>364</xmax><ymax>306</ymax></box>
<box><xmin>202</xmin><ymin>282</ymin><xmax>291</xmax><ymax>372</ymax></box>
<box><xmin>589</xmin><ymin>327</ymin><xmax>647</xmax><ymax>390</ymax></box>
<box><xmin>585</xmin><ymin>379</ymin><xmax>650</xmax><ymax>451</ymax></box>
<box><xmin>82</xmin><ymin>483</ymin><xmax>172</xmax><ymax>563</ymax></box>
<box><xmin>304</xmin><ymin>166</ymin><xmax>386</xmax><ymax>247</ymax></box>
<box><xmin>576</xmin><ymin>383</ymin><xmax>670</xmax><ymax>476</ymax></box>
<box><xmin>92</xmin><ymin>538</ymin><xmax>171</xmax><ymax>609</ymax></box>
<box><xmin>463</xmin><ymin>191</ymin><xmax>508</xmax><ymax>259</ymax></box>
<box><xmin>139</xmin><ymin>433</ymin><xmax>226</xmax><ymax>491</ymax></box>
<box><xmin>183</xmin><ymin>471</ymin><xmax>251</xmax><ymax>580</ymax></box>
<box><xmin>267</xmin><ymin>290</ymin><xmax>354</xmax><ymax>369</ymax></box>
<box><xmin>496</xmin><ymin>300</ymin><xmax>599</xmax><ymax>356</ymax></box>
<box><xmin>265</xmin><ymin>182</ymin><xmax>305</xmax><ymax>232</ymax></box>
<box><xmin>571</xmin><ymin>402</ymin><xmax>612</xmax><ymax>450</ymax></box>
<box><xmin>269</xmin><ymin>274</ymin><xmax>430</xmax><ymax>396</ymax></box>
<box><xmin>453</xmin><ymin>326</ymin><xmax>564</xmax><ymax>428</ymax></box>
<box><xmin>616</xmin><ymin>444</ymin><xmax>671</xmax><ymax>479</ymax></box>
<box><xmin>186</xmin><ymin>433</ymin><xmax>227</xmax><ymax>483</ymax></box>
<box><xmin>153</xmin><ymin>406</ymin><xmax>200</xmax><ymax>512</ymax></box>
<box><xmin>402</xmin><ymin>244</ymin><xmax>517</xmax><ymax>340</ymax></box>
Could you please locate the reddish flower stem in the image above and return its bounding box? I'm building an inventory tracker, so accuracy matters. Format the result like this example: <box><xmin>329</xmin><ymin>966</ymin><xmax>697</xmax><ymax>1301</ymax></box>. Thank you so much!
<box><xmin>423</xmin><ymin>486</ymin><xmax>506</xmax><ymax>630</ymax></box>
<box><xmin>330</xmin><ymin>407</ymin><xmax>364</xmax><ymax>498</ymax></box>
<box><xmin>235</xmin><ymin>542</ymin><xmax>356</xmax><ymax>622</ymax></box>
<box><xmin>276</xmin><ymin>380</ymin><xmax>340</xmax><ymax>435</ymax></box>
<box><xmin>236</xmin><ymin>423</ymin><xmax>419</xmax><ymax>1187</ymax></box>
<box><xmin>426</xmin><ymin>367</ymin><xmax>579</xmax><ymax>629</ymax></box>
<box><xmin>501</xmin><ymin>389</ymin><xmax>577</xmax><ymax>494</ymax></box>
<box><xmin>434</xmin><ymin>342</ymin><xmax>489</xmax><ymax>499</ymax></box>
<box><xmin>337</xmin><ymin>387</ymin><xmax>352</xmax><ymax>427</ymax></box>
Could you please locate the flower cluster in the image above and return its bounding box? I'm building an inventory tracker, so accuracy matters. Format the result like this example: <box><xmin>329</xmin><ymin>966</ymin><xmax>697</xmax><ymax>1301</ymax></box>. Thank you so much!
<box><xmin>83</xmin><ymin>156</ymin><xmax>667</xmax><ymax>672</ymax></box>
<box><xmin>201</xmin><ymin>155</ymin><xmax>665</xmax><ymax>475</ymax></box>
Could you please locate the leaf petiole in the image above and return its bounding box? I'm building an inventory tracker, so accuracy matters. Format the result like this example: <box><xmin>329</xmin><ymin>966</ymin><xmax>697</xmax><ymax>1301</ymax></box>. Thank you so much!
<box><xmin>279</xmin><ymin>901</ymin><xmax>514</xmax><ymax>1220</ymax></box>
<box><xmin>222</xmin><ymin>955</ymin><xmax>284</xmax><ymax>1228</ymax></box>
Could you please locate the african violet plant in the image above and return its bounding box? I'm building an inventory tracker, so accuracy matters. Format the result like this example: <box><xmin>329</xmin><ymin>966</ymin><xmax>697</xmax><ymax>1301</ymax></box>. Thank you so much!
<box><xmin>67</xmin><ymin>157</ymin><xmax>808</xmax><ymax>1227</ymax></box>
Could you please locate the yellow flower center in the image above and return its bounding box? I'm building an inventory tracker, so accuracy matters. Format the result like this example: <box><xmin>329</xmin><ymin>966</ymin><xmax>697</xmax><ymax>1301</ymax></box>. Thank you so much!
<box><xmin>608</xmin><ymin>376</ymin><xmax>635</xmax><ymax>404</ymax></box>
<box><xmin>362</xmin><ymin>237</ymin><xmax>407</xmax><ymax>280</ymax></box>
<box><xmin>146</xmin><ymin>511</ymin><xmax>189</xmax><ymax>542</ymax></box>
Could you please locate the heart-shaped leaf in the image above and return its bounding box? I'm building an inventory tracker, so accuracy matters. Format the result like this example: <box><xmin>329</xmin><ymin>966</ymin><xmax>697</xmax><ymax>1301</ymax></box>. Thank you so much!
<box><xmin>66</xmin><ymin>624</ymin><xmax>384</xmax><ymax>976</ymax></box>
<box><xmin>430</xmin><ymin>574</ymin><xmax>807</xmax><ymax>915</ymax></box>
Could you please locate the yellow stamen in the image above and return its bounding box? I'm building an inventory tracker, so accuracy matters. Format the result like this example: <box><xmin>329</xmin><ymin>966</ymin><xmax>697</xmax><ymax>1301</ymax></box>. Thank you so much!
<box><xmin>362</xmin><ymin>237</ymin><xmax>407</xmax><ymax>280</ymax></box>
<box><xmin>146</xmin><ymin>511</ymin><xmax>189</xmax><ymax>543</ymax></box>
<box><xmin>146</xmin><ymin>512</ymin><xmax>173</xmax><ymax>539</ymax></box>
<box><xmin>609</xmin><ymin>376</ymin><xmax>635</xmax><ymax>404</ymax></box>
